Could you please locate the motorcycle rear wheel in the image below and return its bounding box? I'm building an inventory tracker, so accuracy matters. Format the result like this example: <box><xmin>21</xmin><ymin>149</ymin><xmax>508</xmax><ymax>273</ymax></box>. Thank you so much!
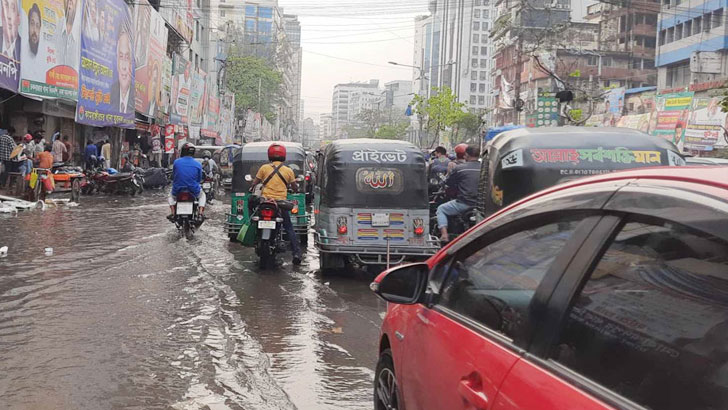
<box><xmin>183</xmin><ymin>220</ymin><xmax>194</xmax><ymax>240</ymax></box>
<box><xmin>257</xmin><ymin>240</ymin><xmax>273</xmax><ymax>269</ymax></box>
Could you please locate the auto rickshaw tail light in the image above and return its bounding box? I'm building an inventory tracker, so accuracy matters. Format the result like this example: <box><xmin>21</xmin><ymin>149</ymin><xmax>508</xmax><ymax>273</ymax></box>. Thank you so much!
<box><xmin>338</xmin><ymin>225</ymin><xmax>347</xmax><ymax>235</ymax></box>
<box><xmin>337</xmin><ymin>216</ymin><xmax>348</xmax><ymax>235</ymax></box>
<box><xmin>414</xmin><ymin>218</ymin><xmax>425</xmax><ymax>236</ymax></box>
<box><xmin>292</xmin><ymin>206</ymin><xmax>299</xmax><ymax>214</ymax></box>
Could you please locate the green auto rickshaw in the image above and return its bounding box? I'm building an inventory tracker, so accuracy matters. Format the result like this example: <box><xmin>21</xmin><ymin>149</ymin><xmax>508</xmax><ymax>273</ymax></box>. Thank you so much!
<box><xmin>225</xmin><ymin>141</ymin><xmax>310</xmax><ymax>243</ymax></box>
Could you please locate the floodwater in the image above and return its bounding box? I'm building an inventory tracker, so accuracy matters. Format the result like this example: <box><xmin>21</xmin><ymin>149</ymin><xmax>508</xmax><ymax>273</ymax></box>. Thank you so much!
<box><xmin>0</xmin><ymin>192</ymin><xmax>385</xmax><ymax>410</ymax></box>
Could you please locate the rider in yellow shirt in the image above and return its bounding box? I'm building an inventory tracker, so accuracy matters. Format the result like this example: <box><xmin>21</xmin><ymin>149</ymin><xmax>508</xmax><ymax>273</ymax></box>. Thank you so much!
<box><xmin>249</xmin><ymin>143</ymin><xmax>302</xmax><ymax>265</ymax></box>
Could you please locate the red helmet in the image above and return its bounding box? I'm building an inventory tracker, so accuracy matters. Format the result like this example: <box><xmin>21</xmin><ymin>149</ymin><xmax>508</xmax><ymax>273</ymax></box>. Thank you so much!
<box><xmin>454</xmin><ymin>143</ymin><xmax>468</xmax><ymax>159</ymax></box>
<box><xmin>268</xmin><ymin>143</ymin><xmax>286</xmax><ymax>161</ymax></box>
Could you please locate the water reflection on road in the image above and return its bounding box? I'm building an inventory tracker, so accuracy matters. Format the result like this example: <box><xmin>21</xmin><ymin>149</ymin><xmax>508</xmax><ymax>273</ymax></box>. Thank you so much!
<box><xmin>0</xmin><ymin>192</ymin><xmax>385</xmax><ymax>409</ymax></box>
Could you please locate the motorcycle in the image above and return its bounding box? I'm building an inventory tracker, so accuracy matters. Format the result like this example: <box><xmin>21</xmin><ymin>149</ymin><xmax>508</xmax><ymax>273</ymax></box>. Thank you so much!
<box><xmin>428</xmin><ymin>176</ymin><xmax>477</xmax><ymax>243</ymax></box>
<box><xmin>201</xmin><ymin>174</ymin><xmax>216</xmax><ymax>204</ymax></box>
<box><xmin>251</xmin><ymin>198</ymin><xmax>286</xmax><ymax>269</ymax></box>
<box><xmin>172</xmin><ymin>190</ymin><xmax>202</xmax><ymax>240</ymax></box>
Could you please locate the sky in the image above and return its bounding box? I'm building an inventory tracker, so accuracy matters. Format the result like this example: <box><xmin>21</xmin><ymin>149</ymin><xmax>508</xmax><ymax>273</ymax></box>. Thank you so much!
<box><xmin>279</xmin><ymin>0</ymin><xmax>430</xmax><ymax>122</ymax></box>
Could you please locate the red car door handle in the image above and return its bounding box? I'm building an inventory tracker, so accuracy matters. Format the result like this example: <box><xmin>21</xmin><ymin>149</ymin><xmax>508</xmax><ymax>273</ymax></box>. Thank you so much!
<box><xmin>458</xmin><ymin>379</ymin><xmax>489</xmax><ymax>409</ymax></box>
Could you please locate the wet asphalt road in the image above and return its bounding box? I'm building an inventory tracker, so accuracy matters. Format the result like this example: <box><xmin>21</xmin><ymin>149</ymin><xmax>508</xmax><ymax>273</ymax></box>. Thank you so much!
<box><xmin>0</xmin><ymin>191</ymin><xmax>386</xmax><ymax>410</ymax></box>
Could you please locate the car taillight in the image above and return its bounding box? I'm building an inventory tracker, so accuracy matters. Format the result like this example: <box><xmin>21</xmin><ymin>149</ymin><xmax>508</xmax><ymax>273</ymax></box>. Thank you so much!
<box><xmin>260</xmin><ymin>208</ymin><xmax>274</xmax><ymax>220</ymax></box>
<box><xmin>413</xmin><ymin>218</ymin><xmax>424</xmax><ymax>236</ymax></box>
<box><xmin>337</xmin><ymin>216</ymin><xmax>348</xmax><ymax>235</ymax></box>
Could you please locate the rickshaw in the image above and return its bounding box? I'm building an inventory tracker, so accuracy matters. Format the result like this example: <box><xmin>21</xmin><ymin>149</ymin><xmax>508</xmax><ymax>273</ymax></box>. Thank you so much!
<box><xmin>478</xmin><ymin>126</ymin><xmax>686</xmax><ymax>215</ymax></box>
<box><xmin>218</xmin><ymin>144</ymin><xmax>241</xmax><ymax>191</ymax></box>
<box><xmin>314</xmin><ymin>139</ymin><xmax>439</xmax><ymax>274</ymax></box>
<box><xmin>14</xmin><ymin>163</ymin><xmax>84</xmax><ymax>202</ymax></box>
<box><xmin>225</xmin><ymin>141</ymin><xmax>310</xmax><ymax>243</ymax></box>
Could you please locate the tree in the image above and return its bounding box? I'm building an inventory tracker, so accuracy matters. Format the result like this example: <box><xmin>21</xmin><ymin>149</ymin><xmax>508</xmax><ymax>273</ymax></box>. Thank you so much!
<box><xmin>452</xmin><ymin>112</ymin><xmax>482</xmax><ymax>143</ymax></box>
<box><xmin>356</xmin><ymin>108</ymin><xmax>385</xmax><ymax>136</ymax></box>
<box><xmin>224</xmin><ymin>55</ymin><xmax>282</xmax><ymax>122</ymax></box>
<box><xmin>411</xmin><ymin>87</ymin><xmax>466</xmax><ymax>146</ymax></box>
<box><xmin>374</xmin><ymin>122</ymin><xmax>410</xmax><ymax>139</ymax></box>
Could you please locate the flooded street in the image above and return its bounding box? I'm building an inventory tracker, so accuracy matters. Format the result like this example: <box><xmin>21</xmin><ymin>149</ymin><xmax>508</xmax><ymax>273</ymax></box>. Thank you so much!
<box><xmin>0</xmin><ymin>192</ymin><xmax>385</xmax><ymax>410</ymax></box>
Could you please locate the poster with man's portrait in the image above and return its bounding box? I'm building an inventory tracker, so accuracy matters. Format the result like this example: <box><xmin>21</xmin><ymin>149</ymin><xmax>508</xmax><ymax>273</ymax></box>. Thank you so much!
<box><xmin>133</xmin><ymin>0</ymin><xmax>167</xmax><ymax>118</ymax></box>
<box><xmin>0</xmin><ymin>0</ymin><xmax>21</xmax><ymax>91</ymax></box>
<box><xmin>75</xmin><ymin>0</ymin><xmax>134</xmax><ymax>127</ymax></box>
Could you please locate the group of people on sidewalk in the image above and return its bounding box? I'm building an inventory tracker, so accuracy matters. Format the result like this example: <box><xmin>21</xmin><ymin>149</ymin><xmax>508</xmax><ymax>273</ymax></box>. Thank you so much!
<box><xmin>0</xmin><ymin>128</ymin><xmax>73</xmax><ymax>189</ymax></box>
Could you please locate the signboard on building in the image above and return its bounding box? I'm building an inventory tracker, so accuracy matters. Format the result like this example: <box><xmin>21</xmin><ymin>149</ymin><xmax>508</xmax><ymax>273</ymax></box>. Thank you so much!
<box><xmin>76</xmin><ymin>0</ymin><xmax>135</xmax><ymax>128</ymax></box>
<box><xmin>169</xmin><ymin>53</ymin><xmax>190</xmax><ymax>125</ymax></box>
<box><xmin>652</xmin><ymin>92</ymin><xmax>694</xmax><ymax>149</ymax></box>
<box><xmin>690</xmin><ymin>51</ymin><xmax>722</xmax><ymax>74</ymax></box>
<box><xmin>19</xmin><ymin>0</ymin><xmax>82</xmax><ymax>99</ymax></box>
<box><xmin>526</xmin><ymin>92</ymin><xmax>559</xmax><ymax>127</ymax></box>
<box><xmin>684</xmin><ymin>97</ymin><xmax>726</xmax><ymax>151</ymax></box>
<box><xmin>133</xmin><ymin>0</ymin><xmax>167</xmax><ymax>118</ymax></box>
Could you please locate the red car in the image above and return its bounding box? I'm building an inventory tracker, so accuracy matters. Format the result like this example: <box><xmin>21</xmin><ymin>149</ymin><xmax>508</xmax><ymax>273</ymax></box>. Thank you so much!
<box><xmin>372</xmin><ymin>167</ymin><xmax>728</xmax><ymax>410</ymax></box>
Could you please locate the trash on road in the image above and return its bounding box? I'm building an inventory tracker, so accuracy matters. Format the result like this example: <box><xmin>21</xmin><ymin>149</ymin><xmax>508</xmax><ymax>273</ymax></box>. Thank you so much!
<box><xmin>44</xmin><ymin>247</ymin><xmax>53</xmax><ymax>256</ymax></box>
<box><xmin>0</xmin><ymin>246</ymin><xmax>7</xmax><ymax>257</ymax></box>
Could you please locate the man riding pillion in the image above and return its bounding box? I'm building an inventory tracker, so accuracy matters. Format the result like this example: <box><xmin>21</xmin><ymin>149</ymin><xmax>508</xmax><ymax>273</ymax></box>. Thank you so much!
<box><xmin>168</xmin><ymin>143</ymin><xmax>206</xmax><ymax>222</ymax></box>
<box><xmin>249</xmin><ymin>143</ymin><xmax>302</xmax><ymax>266</ymax></box>
<box><xmin>447</xmin><ymin>143</ymin><xmax>468</xmax><ymax>175</ymax></box>
<box><xmin>436</xmin><ymin>144</ymin><xmax>481</xmax><ymax>243</ymax></box>
<box><xmin>201</xmin><ymin>150</ymin><xmax>218</xmax><ymax>178</ymax></box>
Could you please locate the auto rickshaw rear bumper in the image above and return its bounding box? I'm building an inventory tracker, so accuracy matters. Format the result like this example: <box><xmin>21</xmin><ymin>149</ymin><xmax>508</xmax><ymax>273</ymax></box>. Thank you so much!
<box><xmin>314</xmin><ymin>232</ymin><xmax>440</xmax><ymax>265</ymax></box>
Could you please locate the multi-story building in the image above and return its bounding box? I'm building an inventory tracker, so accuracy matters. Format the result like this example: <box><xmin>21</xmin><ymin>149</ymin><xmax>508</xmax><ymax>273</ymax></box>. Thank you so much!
<box><xmin>319</xmin><ymin>113</ymin><xmax>334</xmax><ymax>140</ymax></box>
<box><xmin>656</xmin><ymin>0</ymin><xmax>727</xmax><ymax>89</ymax></box>
<box><xmin>384</xmin><ymin>80</ymin><xmax>414</xmax><ymax>113</ymax></box>
<box><xmin>284</xmin><ymin>14</ymin><xmax>303</xmax><ymax>138</ymax></box>
<box><xmin>413</xmin><ymin>13</ymin><xmax>439</xmax><ymax>97</ymax></box>
<box><xmin>331</xmin><ymin>80</ymin><xmax>380</xmax><ymax>135</ymax></box>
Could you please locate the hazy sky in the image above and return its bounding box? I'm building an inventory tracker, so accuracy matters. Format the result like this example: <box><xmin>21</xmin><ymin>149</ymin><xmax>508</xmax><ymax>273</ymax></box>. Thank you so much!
<box><xmin>279</xmin><ymin>0</ymin><xmax>430</xmax><ymax>122</ymax></box>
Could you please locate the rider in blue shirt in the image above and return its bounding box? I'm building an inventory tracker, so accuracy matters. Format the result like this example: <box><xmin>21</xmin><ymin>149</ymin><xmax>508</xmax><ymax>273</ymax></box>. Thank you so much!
<box><xmin>168</xmin><ymin>143</ymin><xmax>206</xmax><ymax>221</ymax></box>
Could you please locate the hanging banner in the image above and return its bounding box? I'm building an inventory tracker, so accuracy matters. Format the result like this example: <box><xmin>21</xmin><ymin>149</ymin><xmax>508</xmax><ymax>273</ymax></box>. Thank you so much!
<box><xmin>161</xmin><ymin>55</ymin><xmax>171</xmax><ymax>115</ymax></box>
<box><xmin>653</xmin><ymin>92</ymin><xmax>694</xmax><ymax>149</ymax></box>
<box><xmin>164</xmin><ymin>123</ymin><xmax>174</xmax><ymax>153</ymax></box>
<box><xmin>684</xmin><ymin>97</ymin><xmax>727</xmax><ymax>151</ymax></box>
<box><xmin>19</xmin><ymin>0</ymin><xmax>82</xmax><ymax>99</ymax></box>
<box><xmin>203</xmin><ymin>75</ymin><xmax>219</xmax><ymax>136</ymax></box>
<box><xmin>616</xmin><ymin>113</ymin><xmax>652</xmax><ymax>133</ymax></box>
<box><xmin>219</xmin><ymin>92</ymin><xmax>235</xmax><ymax>144</ymax></box>
<box><xmin>75</xmin><ymin>0</ymin><xmax>134</xmax><ymax>127</ymax></box>
<box><xmin>188</xmin><ymin>68</ymin><xmax>206</xmax><ymax>126</ymax></box>
<box><xmin>133</xmin><ymin>0</ymin><xmax>167</xmax><ymax>117</ymax></box>
<box><xmin>169</xmin><ymin>53</ymin><xmax>190</xmax><ymax>125</ymax></box>
<box><xmin>0</xmin><ymin>0</ymin><xmax>21</xmax><ymax>92</ymax></box>
<box><xmin>602</xmin><ymin>87</ymin><xmax>625</xmax><ymax>126</ymax></box>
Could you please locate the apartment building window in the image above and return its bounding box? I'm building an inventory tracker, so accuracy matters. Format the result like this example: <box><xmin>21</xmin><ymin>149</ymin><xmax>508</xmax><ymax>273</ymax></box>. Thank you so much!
<box><xmin>259</xmin><ymin>7</ymin><xmax>273</xmax><ymax>18</ymax></box>
<box><xmin>480</xmin><ymin>58</ymin><xmax>488</xmax><ymax>68</ymax></box>
<box><xmin>666</xmin><ymin>62</ymin><xmax>691</xmax><ymax>87</ymax></box>
<box><xmin>220</xmin><ymin>10</ymin><xmax>226</xmax><ymax>17</ymax></box>
<box><xmin>470</xmin><ymin>95</ymin><xmax>477</xmax><ymax>104</ymax></box>
<box><xmin>675</xmin><ymin>23</ymin><xmax>683</xmax><ymax>40</ymax></box>
<box><xmin>245</xmin><ymin>5</ymin><xmax>256</xmax><ymax>15</ymax></box>
<box><xmin>587</xmin><ymin>55</ymin><xmax>598</xmax><ymax>66</ymax></box>
<box><xmin>705</xmin><ymin>12</ymin><xmax>713</xmax><ymax>31</ymax></box>
<box><xmin>475</xmin><ymin>9</ymin><xmax>481</xmax><ymax>18</ymax></box>
<box><xmin>472</xmin><ymin>58</ymin><xmax>478</xmax><ymax>68</ymax></box>
<box><xmin>484</xmin><ymin>0</ymin><xmax>490</xmax><ymax>4</ymax></box>
<box><xmin>659</xmin><ymin>29</ymin><xmax>666</xmax><ymax>45</ymax></box>
<box><xmin>476</xmin><ymin>0</ymin><xmax>481</xmax><ymax>5</ymax></box>
<box><xmin>473</xmin><ymin>46</ymin><xmax>479</xmax><ymax>55</ymax></box>
<box><xmin>471</xmin><ymin>71</ymin><xmax>478</xmax><ymax>80</ymax></box>
<box><xmin>478</xmin><ymin>96</ymin><xmax>485</xmax><ymax>105</ymax></box>
<box><xmin>714</xmin><ymin>8</ymin><xmax>724</xmax><ymax>27</ymax></box>
<box><xmin>473</xmin><ymin>34</ymin><xmax>479</xmax><ymax>43</ymax></box>
<box><xmin>483</xmin><ymin>22</ymin><xmax>489</xmax><ymax>30</ymax></box>
<box><xmin>666</xmin><ymin>27</ymin><xmax>674</xmax><ymax>43</ymax></box>
<box><xmin>684</xmin><ymin>20</ymin><xmax>692</xmax><ymax>38</ymax></box>
<box><xmin>481</xmin><ymin>46</ymin><xmax>488</xmax><ymax>55</ymax></box>
<box><xmin>646</xmin><ymin>14</ymin><xmax>657</xmax><ymax>25</ymax></box>
<box><xmin>480</xmin><ymin>71</ymin><xmax>487</xmax><ymax>80</ymax></box>
<box><xmin>479</xmin><ymin>83</ymin><xmax>486</xmax><ymax>92</ymax></box>
<box><xmin>644</xmin><ymin>59</ymin><xmax>655</xmax><ymax>69</ymax></box>
<box><xmin>471</xmin><ymin>83</ymin><xmax>477</xmax><ymax>92</ymax></box>
<box><xmin>473</xmin><ymin>22</ymin><xmax>480</xmax><ymax>30</ymax></box>
<box><xmin>694</xmin><ymin>16</ymin><xmax>702</xmax><ymax>34</ymax></box>
<box><xmin>483</xmin><ymin>10</ymin><xmax>489</xmax><ymax>18</ymax></box>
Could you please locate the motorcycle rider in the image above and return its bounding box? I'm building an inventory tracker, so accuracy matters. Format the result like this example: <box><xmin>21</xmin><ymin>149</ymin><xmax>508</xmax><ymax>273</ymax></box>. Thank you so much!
<box><xmin>447</xmin><ymin>143</ymin><xmax>468</xmax><ymax>175</ymax></box>
<box><xmin>167</xmin><ymin>143</ymin><xmax>205</xmax><ymax>222</ymax></box>
<box><xmin>201</xmin><ymin>150</ymin><xmax>218</xmax><ymax>203</ymax></box>
<box><xmin>428</xmin><ymin>146</ymin><xmax>450</xmax><ymax>179</ymax></box>
<box><xmin>436</xmin><ymin>144</ymin><xmax>481</xmax><ymax>243</ymax></box>
<box><xmin>249</xmin><ymin>143</ymin><xmax>302</xmax><ymax>266</ymax></box>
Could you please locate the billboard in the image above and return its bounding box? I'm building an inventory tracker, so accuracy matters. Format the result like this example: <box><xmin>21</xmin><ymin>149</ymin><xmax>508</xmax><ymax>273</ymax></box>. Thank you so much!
<box><xmin>133</xmin><ymin>0</ymin><xmax>167</xmax><ymax>118</ymax></box>
<box><xmin>684</xmin><ymin>97</ymin><xmax>727</xmax><ymax>151</ymax></box>
<box><xmin>161</xmin><ymin>55</ymin><xmax>171</xmax><ymax>114</ymax></box>
<box><xmin>169</xmin><ymin>53</ymin><xmax>190</xmax><ymax>125</ymax></box>
<box><xmin>19</xmin><ymin>0</ymin><xmax>82</xmax><ymax>99</ymax></box>
<box><xmin>652</xmin><ymin>92</ymin><xmax>694</xmax><ymax>150</ymax></box>
<box><xmin>0</xmin><ymin>0</ymin><xmax>21</xmax><ymax>91</ymax></box>
<box><xmin>188</xmin><ymin>68</ymin><xmax>206</xmax><ymax>126</ymax></box>
<box><xmin>75</xmin><ymin>0</ymin><xmax>134</xmax><ymax>127</ymax></box>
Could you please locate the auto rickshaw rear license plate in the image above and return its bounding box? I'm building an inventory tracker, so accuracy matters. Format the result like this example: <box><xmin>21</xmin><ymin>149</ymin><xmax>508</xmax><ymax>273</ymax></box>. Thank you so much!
<box><xmin>371</xmin><ymin>213</ymin><xmax>390</xmax><ymax>227</ymax></box>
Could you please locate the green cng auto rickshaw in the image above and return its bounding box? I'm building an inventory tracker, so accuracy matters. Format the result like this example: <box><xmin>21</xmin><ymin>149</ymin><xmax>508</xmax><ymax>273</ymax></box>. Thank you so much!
<box><xmin>225</xmin><ymin>141</ymin><xmax>310</xmax><ymax>243</ymax></box>
<box><xmin>478</xmin><ymin>126</ymin><xmax>686</xmax><ymax>215</ymax></box>
<box><xmin>314</xmin><ymin>139</ymin><xmax>439</xmax><ymax>273</ymax></box>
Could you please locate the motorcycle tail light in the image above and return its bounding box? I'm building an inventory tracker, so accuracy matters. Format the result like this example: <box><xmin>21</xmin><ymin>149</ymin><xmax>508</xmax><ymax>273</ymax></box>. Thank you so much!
<box><xmin>305</xmin><ymin>175</ymin><xmax>311</xmax><ymax>181</ymax></box>
<box><xmin>178</xmin><ymin>192</ymin><xmax>192</xmax><ymax>201</ymax></box>
<box><xmin>260</xmin><ymin>208</ymin><xmax>275</xmax><ymax>220</ymax></box>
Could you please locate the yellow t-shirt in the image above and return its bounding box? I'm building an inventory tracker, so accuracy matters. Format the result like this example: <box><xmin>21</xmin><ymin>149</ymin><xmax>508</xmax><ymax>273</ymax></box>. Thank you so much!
<box><xmin>256</xmin><ymin>162</ymin><xmax>295</xmax><ymax>200</ymax></box>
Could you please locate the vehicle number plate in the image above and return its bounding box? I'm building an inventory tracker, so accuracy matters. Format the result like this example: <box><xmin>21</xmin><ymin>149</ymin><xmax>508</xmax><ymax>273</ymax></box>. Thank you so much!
<box><xmin>258</xmin><ymin>220</ymin><xmax>276</xmax><ymax>229</ymax></box>
<box><xmin>203</xmin><ymin>182</ymin><xmax>211</xmax><ymax>189</ymax></box>
<box><xmin>177</xmin><ymin>202</ymin><xmax>193</xmax><ymax>215</ymax></box>
<box><xmin>371</xmin><ymin>213</ymin><xmax>390</xmax><ymax>227</ymax></box>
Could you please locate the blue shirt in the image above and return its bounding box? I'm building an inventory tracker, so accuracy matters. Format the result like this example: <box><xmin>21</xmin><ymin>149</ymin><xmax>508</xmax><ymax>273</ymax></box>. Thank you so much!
<box><xmin>84</xmin><ymin>144</ymin><xmax>97</xmax><ymax>161</ymax></box>
<box><xmin>172</xmin><ymin>156</ymin><xmax>203</xmax><ymax>196</ymax></box>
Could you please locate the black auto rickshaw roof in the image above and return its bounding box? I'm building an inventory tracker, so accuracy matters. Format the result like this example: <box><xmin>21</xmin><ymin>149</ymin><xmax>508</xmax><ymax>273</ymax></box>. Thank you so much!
<box><xmin>489</xmin><ymin>127</ymin><xmax>679</xmax><ymax>154</ymax></box>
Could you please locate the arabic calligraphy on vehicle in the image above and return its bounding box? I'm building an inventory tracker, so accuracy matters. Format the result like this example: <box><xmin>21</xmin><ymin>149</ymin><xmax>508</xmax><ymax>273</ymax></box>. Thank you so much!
<box><xmin>355</xmin><ymin>168</ymin><xmax>404</xmax><ymax>194</ymax></box>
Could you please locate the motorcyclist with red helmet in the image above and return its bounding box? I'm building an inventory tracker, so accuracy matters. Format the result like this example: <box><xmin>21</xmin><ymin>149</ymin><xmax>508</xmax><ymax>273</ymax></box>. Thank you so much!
<box><xmin>447</xmin><ymin>143</ymin><xmax>469</xmax><ymax>175</ymax></box>
<box><xmin>167</xmin><ymin>142</ymin><xmax>206</xmax><ymax>221</ymax></box>
<box><xmin>249</xmin><ymin>143</ymin><xmax>302</xmax><ymax>265</ymax></box>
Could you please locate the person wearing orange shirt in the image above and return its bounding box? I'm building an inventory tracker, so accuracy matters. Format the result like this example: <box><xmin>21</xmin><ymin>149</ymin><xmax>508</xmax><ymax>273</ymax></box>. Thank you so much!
<box><xmin>38</xmin><ymin>145</ymin><xmax>53</xmax><ymax>169</ymax></box>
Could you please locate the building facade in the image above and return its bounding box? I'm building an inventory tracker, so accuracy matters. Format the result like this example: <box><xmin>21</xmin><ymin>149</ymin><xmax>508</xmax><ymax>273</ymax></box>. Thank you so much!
<box><xmin>331</xmin><ymin>80</ymin><xmax>381</xmax><ymax>135</ymax></box>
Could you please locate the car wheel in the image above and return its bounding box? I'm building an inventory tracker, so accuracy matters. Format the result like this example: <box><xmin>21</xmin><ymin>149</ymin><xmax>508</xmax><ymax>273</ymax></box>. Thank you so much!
<box><xmin>375</xmin><ymin>348</ymin><xmax>401</xmax><ymax>410</ymax></box>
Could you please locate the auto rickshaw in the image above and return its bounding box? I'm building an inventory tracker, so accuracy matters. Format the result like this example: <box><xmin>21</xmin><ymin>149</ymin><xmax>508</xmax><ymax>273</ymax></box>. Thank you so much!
<box><xmin>219</xmin><ymin>144</ymin><xmax>241</xmax><ymax>191</ymax></box>
<box><xmin>314</xmin><ymin>139</ymin><xmax>439</xmax><ymax>274</ymax></box>
<box><xmin>225</xmin><ymin>141</ymin><xmax>310</xmax><ymax>243</ymax></box>
<box><xmin>478</xmin><ymin>126</ymin><xmax>686</xmax><ymax>215</ymax></box>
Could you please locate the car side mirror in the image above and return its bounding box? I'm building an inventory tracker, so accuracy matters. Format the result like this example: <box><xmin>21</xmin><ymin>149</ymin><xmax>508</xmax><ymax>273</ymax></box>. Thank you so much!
<box><xmin>244</xmin><ymin>174</ymin><xmax>252</xmax><ymax>182</ymax></box>
<box><xmin>370</xmin><ymin>262</ymin><xmax>429</xmax><ymax>304</ymax></box>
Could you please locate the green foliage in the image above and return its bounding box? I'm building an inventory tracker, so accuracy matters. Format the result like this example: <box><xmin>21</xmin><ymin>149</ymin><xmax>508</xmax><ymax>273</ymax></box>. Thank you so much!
<box><xmin>410</xmin><ymin>87</ymin><xmax>466</xmax><ymax>141</ymax></box>
<box><xmin>224</xmin><ymin>55</ymin><xmax>282</xmax><ymax>121</ymax></box>
<box><xmin>374</xmin><ymin>122</ymin><xmax>410</xmax><ymax>139</ymax></box>
<box><xmin>356</xmin><ymin>108</ymin><xmax>385</xmax><ymax>135</ymax></box>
